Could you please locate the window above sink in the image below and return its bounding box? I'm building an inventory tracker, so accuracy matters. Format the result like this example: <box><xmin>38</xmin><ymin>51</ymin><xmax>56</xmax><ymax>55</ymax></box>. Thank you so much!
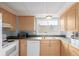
<box><xmin>35</xmin><ymin>17</ymin><xmax>60</xmax><ymax>35</ymax></box>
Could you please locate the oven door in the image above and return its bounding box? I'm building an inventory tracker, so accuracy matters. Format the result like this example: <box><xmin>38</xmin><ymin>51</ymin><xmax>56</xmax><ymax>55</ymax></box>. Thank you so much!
<box><xmin>3</xmin><ymin>42</ymin><xmax>17</xmax><ymax>56</ymax></box>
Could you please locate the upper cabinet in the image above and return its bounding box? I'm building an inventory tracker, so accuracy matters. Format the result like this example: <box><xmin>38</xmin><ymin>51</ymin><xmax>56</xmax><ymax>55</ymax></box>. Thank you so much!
<box><xmin>1</xmin><ymin>8</ymin><xmax>12</xmax><ymax>24</ymax></box>
<box><xmin>60</xmin><ymin>3</ymin><xmax>79</xmax><ymax>32</ymax></box>
<box><xmin>60</xmin><ymin>14</ymin><xmax>67</xmax><ymax>31</ymax></box>
<box><xmin>75</xmin><ymin>3</ymin><xmax>79</xmax><ymax>32</ymax></box>
<box><xmin>18</xmin><ymin>16</ymin><xmax>35</xmax><ymax>32</ymax></box>
<box><xmin>0</xmin><ymin>8</ymin><xmax>16</xmax><ymax>31</ymax></box>
<box><xmin>66</xmin><ymin>4</ymin><xmax>76</xmax><ymax>32</ymax></box>
<box><xmin>11</xmin><ymin>14</ymin><xmax>16</xmax><ymax>31</ymax></box>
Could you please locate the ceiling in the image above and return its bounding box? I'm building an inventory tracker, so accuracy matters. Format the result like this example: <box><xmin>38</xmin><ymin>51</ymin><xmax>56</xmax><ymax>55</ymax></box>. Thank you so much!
<box><xmin>0</xmin><ymin>2</ymin><xmax>75</xmax><ymax>16</ymax></box>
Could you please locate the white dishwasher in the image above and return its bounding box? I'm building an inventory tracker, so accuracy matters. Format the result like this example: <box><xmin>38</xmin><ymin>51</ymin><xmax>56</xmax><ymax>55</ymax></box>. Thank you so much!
<box><xmin>27</xmin><ymin>40</ymin><xmax>40</xmax><ymax>56</ymax></box>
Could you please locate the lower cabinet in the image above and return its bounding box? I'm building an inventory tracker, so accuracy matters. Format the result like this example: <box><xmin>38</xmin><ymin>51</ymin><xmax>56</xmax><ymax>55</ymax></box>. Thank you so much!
<box><xmin>40</xmin><ymin>40</ymin><xmax>49</xmax><ymax>56</ymax></box>
<box><xmin>40</xmin><ymin>40</ymin><xmax>60</xmax><ymax>56</ymax></box>
<box><xmin>19</xmin><ymin>39</ymin><xmax>79</xmax><ymax>56</ymax></box>
<box><xmin>61</xmin><ymin>40</ymin><xmax>79</xmax><ymax>56</ymax></box>
<box><xmin>60</xmin><ymin>41</ymin><xmax>69</xmax><ymax>56</ymax></box>
<box><xmin>19</xmin><ymin>39</ymin><xmax>27</xmax><ymax>56</ymax></box>
<box><xmin>69</xmin><ymin>44</ymin><xmax>79</xmax><ymax>56</ymax></box>
<box><xmin>26</xmin><ymin>40</ymin><xmax>60</xmax><ymax>56</ymax></box>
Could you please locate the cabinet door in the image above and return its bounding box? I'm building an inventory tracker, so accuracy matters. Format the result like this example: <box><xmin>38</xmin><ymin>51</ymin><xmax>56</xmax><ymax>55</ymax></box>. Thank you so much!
<box><xmin>1</xmin><ymin>8</ymin><xmax>17</xmax><ymax>31</ymax></box>
<box><xmin>40</xmin><ymin>40</ymin><xmax>50</xmax><ymax>56</ymax></box>
<box><xmin>76</xmin><ymin>3</ymin><xmax>79</xmax><ymax>31</ymax></box>
<box><xmin>19</xmin><ymin>39</ymin><xmax>27</xmax><ymax>56</ymax></box>
<box><xmin>1</xmin><ymin>9</ymin><xmax>12</xmax><ymax>24</ymax></box>
<box><xmin>11</xmin><ymin>14</ymin><xmax>16</xmax><ymax>31</ymax></box>
<box><xmin>66</xmin><ymin>6</ymin><xmax>76</xmax><ymax>31</ymax></box>
<box><xmin>19</xmin><ymin>18</ymin><xmax>26</xmax><ymax>31</ymax></box>
<box><xmin>60</xmin><ymin>15</ymin><xmax>67</xmax><ymax>31</ymax></box>
<box><xmin>69</xmin><ymin>45</ymin><xmax>79</xmax><ymax>56</ymax></box>
<box><xmin>50</xmin><ymin>40</ymin><xmax>60</xmax><ymax>56</ymax></box>
<box><xmin>61</xmin><ymin>41</ymin><xmax>69</xmax><ymax>56</ymax></box>
<box><xmin>40</xmin><ymin>40</ymin><xmax>60</xmax><ymax>56</ymax></box>
<box><xmin>25</xmin><ymin>16</ymin><xmax>34</xmax><ymax>31</ymax></box>
<box><xmin>19</xmin><ymin>16</ymin><xmax>34</xmax><ymax>31</ymax></box>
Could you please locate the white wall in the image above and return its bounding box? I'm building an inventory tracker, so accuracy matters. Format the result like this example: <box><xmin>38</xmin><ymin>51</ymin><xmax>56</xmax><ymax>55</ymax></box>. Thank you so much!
<box><xmin>0</xmin><ymin>13</ymin><xmax>2</xmax><ymax>56</ymax></box>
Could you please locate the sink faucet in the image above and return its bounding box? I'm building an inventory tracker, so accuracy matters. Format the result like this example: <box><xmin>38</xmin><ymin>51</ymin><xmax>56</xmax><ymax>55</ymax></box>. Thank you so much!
<box><xmin>42</xmin><ymin>36</ymin><xmax>45</xmax><ymax>39</ymax></box>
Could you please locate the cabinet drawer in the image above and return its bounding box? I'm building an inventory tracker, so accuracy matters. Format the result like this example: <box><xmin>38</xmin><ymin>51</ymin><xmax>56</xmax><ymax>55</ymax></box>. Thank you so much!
<box><xmin>50</xmin><ymin>40</ymin><xmax>60</xmax><ymax>46</ymax></box>
<box><xmin>40</xmin><ymin>40</ymin><xmax>49</xmax><ymax>44</ymax></box>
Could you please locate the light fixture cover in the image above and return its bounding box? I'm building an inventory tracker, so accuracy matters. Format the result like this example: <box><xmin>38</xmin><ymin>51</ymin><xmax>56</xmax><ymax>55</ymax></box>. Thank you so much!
<box><xmin>46</xmin><ymin>16</ymin><xmax>52</xmax><ymax>19</ymax></box>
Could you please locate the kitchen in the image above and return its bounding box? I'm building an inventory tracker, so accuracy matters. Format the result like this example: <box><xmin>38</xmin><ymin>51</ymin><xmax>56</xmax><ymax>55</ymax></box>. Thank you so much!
<box><xmin>0</xmin><ymin>2</ymin><xmax>79</xmax><ymax>56</ymax></box>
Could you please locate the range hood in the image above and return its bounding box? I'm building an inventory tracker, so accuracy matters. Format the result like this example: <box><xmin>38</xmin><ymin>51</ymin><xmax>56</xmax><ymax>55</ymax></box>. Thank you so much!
<box><xmin>2</xmin><ymin>23</ymin><xmax>13</xmax><ymax>30</ymax></box>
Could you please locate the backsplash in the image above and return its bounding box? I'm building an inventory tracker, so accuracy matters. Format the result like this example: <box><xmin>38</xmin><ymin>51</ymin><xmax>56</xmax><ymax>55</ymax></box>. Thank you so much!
<box><xmin>60</xmin><ymin>31</ymin><xmax>67</xmax><ymax>35</ymax></box>
<box><xmin>2</xmin><ymin>30</ymin><xmax>17</xmax><ymax>36</ymax></box>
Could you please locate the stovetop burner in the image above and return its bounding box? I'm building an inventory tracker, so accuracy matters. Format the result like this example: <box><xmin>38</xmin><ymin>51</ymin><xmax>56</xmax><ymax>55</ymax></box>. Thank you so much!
<box><xmin>2</xmin><ymin>42</ymin><xmax>9</xmax><ymax>46</ymax></box>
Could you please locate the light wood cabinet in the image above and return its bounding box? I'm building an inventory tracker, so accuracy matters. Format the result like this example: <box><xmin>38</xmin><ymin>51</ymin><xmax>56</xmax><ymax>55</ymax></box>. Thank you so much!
<box><xmin>69</xmin><ymin>44</ymin><xmax>79</xmax><ymax>56</ymax></box>
<box><xmin>19</xmin><ymin>16</ymin><xmax>35</xmax><ymax>31</ymax></box>
<box><xmin>60</xmin><ymin>3</ymin><xmax>79</xmax><ymax>32</ymax></box>
<box><xmin>60</xmin><ymin>14</ymin><xmax>67</xmax><ymax>31</ymax></box>
<box><xmin>18</xmin><ymin>17</ymin><xmax>27</xmax><ymax>31</ymax></box>
<box><xmin>19</xmin><ymin>39</ymin><xmax>27</xmax><ymax>56</ymax></box>
<box><xmin>0</xmin><ymin>8</ymin><xmax>16</xmax><ymax>31</ymax></box>
<box><xmin>66</xmin><ymin>5</ymin><xmax>76</xmax><ymax>32</ymax></box>
<box><xmin>11</xmin><ymin>14</ymin><xmax>16</xmax><ymax>31</ymax></box>
<box><xmin>75</xmin><ymin>3</ymin><xmax>79</xmax><ymax>32</ymax></box>
<box><xmin>61</xmin><ymin>40</ymin><xmax>79</xmax><ymax>56</ymax></box>
<box><xmin>50</xmin><ymin>40</ymin><xmax>60</xmax><ymax>56</ymax></box>
<box><xmin>40</xmin><ymin>40</ymin><xmax>50</xmax><ymax>56</ymax></box>
<box><xmin>60</xmin><ymin>41</ymin><xmax>69</xmax><ymax>56</ymax></box>
<box><xmin>1</xmin><ymin>8</ymin><xmax>12</xmax><ymax>24</ymax></box>
<box><xmin>40</xmin><ymin>40</ymin><xmax>60</xmax><ymax>56</ymax></box>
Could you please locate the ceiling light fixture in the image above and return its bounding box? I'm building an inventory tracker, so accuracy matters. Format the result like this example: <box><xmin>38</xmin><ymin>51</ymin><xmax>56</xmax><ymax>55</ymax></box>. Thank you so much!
<box><xmin>46</xmin><ymin>16</ymin><xmax>52</xmax><ymax>19</ymax></box>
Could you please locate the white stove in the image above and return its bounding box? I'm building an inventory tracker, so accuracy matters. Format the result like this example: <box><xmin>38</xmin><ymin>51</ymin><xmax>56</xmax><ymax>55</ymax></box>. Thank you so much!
<box><xmin>2</xmin><ymin>41</ymin><xmax>8</xmax><ymax>46</ymax></box>
<box><xmin>2</xmin><ymin>40</ymin><xmax>19</xmax><ymax>56</ymax></box>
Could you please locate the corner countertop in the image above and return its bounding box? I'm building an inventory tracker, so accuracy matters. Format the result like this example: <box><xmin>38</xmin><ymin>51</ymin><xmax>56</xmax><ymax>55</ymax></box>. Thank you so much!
<box><xmin>26</xmin><ymin>37</ymin><xmax>71</xmax><ymax>44</ymax></box>
<box><xmin>26</xmin><ymin>37</ymin><xmax>79</xmax><ymax>49</ymax></box>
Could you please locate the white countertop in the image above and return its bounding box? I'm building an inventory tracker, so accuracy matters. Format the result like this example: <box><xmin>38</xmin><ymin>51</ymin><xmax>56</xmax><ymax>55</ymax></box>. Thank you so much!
<box><xmin>26</xmin><ymin>37</ymin><xmax>79</xmax><ymax>48</ymax></box>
